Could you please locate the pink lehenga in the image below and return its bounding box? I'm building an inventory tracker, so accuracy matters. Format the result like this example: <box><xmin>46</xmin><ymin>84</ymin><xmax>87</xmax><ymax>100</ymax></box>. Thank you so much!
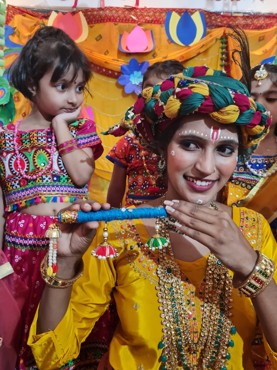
<box><xmin>4</xmin><ymin>211</ymin><xmax>56</xmax><ymax>369</ymax></box>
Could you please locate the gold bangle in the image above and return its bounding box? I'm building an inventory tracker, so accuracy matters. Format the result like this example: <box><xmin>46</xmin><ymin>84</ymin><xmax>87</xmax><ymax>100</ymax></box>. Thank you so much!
<box><xmin>40</xmin><ymin>253</ymin><xmax>83</xmax><ymax>289</ymax></box>
<box><xmin>233</xmin><ymin>251</ymin><xmax>275</xmax><ymax>298</ymax></box>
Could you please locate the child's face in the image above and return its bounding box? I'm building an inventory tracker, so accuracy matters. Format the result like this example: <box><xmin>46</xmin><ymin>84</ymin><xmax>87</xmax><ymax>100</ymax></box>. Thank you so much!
<box><xmin>142</xmin><ymin>74</ymin><xmax>164</xmax><ymax>89</ymax></box>
<box><xmin>32</xmin><ymin>64</ymin><xmax>86</xmax><ymax>121</ymax></box>
<box><xmin>251</xmin><ymin>77</ymin><xmax>277</xmax><ymax>128</ymax></box>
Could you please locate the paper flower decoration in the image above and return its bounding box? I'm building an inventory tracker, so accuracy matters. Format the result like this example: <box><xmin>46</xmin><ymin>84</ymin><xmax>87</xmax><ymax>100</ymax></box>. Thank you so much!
<box><xmin>165</xmin><ymin>11</ymin><xmax>206</xmax><ymax>47</ymax></box>
<box><xmin>118</xmin><ymin>25</ymin><xmax>155</xmax><ymax>53</ymax></box>
<box><xmin>3</xmin><ymin>25</ymin><xmax>26</xmax><ymax>76</ymax></box>
<box><xmin>48</xmin><ymin>11</ymin><xmax>88</xmax><ymax>43</ymax></box>
<box><xmin>118</xmin><ymin>58</ymin><xmax>149</xmax><ymax>95</ymax></box>
<box><xmin>0</xmin><ymin>76</ymin><xmax>16</xmax><ymax>127</ymax></box>
<box><xmin>4</xmin><ymin>25</ymin><xmax>23</xmax><ymax>49</ymax></box>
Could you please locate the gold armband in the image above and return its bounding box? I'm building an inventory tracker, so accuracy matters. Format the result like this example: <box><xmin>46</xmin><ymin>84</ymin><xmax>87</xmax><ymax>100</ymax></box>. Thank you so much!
<box><xmin>233</xmin><ymin>251</ymin><xmax>275</xmax><ymax>298</ymax></box>
<box><xmin>40</xmin><ymin>253</ymin><xmax>83</xmax><ymax>289</ymax></box>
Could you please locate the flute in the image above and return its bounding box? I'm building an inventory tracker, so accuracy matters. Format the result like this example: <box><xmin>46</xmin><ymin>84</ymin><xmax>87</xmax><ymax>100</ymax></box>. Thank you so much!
<box><xmin>57</xmin><ymin>207</ymin><xmax>168</xmax><ymax>223</ymax></box>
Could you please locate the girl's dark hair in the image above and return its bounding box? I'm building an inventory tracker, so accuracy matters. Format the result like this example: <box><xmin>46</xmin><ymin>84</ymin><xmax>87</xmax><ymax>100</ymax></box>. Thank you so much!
<box><xmin>9</xmin><ymin>26</ymin><xmax>92</xmax><ymax>100</ymax></box>
<box><xmin>227</xmin><ymin>27</ymin><xmax>252</xmax><ymax>92</ymax></box>
<box><xmin>142</xmin><ymin>60</ymin><xmax>184</xmax><ymax>88</ymax></box>
<box><xmin>227</xmin><ymin>27</ymin><xmax>277</xmax><ymax>89</ymax></box>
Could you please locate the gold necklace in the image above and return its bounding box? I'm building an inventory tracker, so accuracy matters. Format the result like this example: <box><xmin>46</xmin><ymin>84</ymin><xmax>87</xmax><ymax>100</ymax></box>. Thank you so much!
<box><xmin>119</xmin><ymin>216</ymin><xmax>236</xmax><ymax>369</ymax></box>
<box><xmin>156</xmin><ymin>225</ymin><xmax>236</xmax><ymax>369</ymax></box>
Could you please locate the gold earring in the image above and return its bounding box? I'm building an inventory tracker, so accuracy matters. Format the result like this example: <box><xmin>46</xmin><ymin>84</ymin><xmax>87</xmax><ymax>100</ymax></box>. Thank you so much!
<box><xmin>158</xmin><ymin>156</ymin><xmax>166</xmax><ymax>173</ymax></box>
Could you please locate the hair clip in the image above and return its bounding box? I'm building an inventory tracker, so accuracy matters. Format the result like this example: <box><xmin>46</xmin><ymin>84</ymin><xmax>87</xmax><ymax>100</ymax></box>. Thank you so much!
<box><xmin>254</xmin><ymin>65</ymin><xmax>268</xmax><ymax>86</ymax></box>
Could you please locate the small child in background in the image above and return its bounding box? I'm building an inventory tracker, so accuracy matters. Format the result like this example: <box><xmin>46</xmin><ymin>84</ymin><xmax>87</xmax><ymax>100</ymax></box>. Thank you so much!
<box><xmin>0</xmin><ymin>26</ymin><xmax>103</xmax><ymax>369</ymax></box>
<box><xmin>106</xmin><ymin>60</ymin><xmax>184</xmax><ymax>207</ymax></box>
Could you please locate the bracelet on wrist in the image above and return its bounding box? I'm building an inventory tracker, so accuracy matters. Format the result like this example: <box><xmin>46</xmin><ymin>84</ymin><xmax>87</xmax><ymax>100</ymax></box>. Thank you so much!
<box><xmin>58</xmin><ymin>139</ymin><xmax>77</xmax><ymax>150</ymax></box>
<box><xmin>233</xmin><ymin>251</ymin><xmax>275</xmax><ymax>298</ymax></box>
<box><xmin>59</xmin><ymin>144</ymin><xmax>78</xmax><ymax>156</ymax></box>
<box><xmin>40</xmin><ymin>253</ymin><xmax>83</xmax><ymax>289</ymax></box>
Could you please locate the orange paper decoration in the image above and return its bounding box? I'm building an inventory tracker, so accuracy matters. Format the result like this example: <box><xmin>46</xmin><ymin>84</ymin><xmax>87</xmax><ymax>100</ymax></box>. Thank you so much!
<box><xmin>48</xmin><ymin>11</ymin><xmax>88</xmax><ymax>43</ymax></box>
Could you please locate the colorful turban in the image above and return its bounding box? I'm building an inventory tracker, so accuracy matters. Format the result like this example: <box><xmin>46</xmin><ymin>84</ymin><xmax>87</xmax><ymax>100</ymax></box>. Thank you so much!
<box><xmin>117</xmin><ymin>66</ymin><xmax>272</xmax><ymax>154</ymax></box>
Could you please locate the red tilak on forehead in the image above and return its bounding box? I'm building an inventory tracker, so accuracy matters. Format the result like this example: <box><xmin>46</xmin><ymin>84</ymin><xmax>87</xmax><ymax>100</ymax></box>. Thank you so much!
<box><xmin>210</xmin><ymin>126</ymin><xmax>221</xmax><ymax>142</ymax></box>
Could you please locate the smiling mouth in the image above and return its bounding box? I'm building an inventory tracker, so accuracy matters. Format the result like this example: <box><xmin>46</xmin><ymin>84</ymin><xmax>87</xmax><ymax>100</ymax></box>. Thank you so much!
<box><xmin>185</xmin><ymin>176</ymin><xmax>216</xmax><ymax>186</ymax></box>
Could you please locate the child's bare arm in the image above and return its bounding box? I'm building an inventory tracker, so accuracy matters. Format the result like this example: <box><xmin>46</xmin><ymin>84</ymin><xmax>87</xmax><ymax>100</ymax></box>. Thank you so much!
<box><xmin>52</xmin><ymin>110</ymin><xmax>95</xmax><ymax>186</ymax></box>
<box><xmin>107</xmin><ymin>164</ymin><xmax>127</xmax><ymax>208</ymax></box>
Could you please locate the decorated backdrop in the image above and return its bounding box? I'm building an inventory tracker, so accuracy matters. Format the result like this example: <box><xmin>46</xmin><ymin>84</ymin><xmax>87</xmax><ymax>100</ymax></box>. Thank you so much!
<box><xmin>3</xmin><ymin>5</ymin><xmax>277</xmax><ymax>202</ymax></box>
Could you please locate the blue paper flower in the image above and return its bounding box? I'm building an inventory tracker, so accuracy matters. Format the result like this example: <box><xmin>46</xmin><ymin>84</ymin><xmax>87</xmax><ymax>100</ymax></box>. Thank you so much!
<box><xmin>118</xmin><ymin>58</ymin><xmax>149</xmax><ymax>95</ymax></box>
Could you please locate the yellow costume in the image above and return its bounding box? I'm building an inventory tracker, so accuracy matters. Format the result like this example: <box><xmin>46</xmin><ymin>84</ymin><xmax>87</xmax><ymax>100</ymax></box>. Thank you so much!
<box><xmin>29</xmin><ymin>207</ymin><xmax>277</xmax><ymax>369</ymax></box>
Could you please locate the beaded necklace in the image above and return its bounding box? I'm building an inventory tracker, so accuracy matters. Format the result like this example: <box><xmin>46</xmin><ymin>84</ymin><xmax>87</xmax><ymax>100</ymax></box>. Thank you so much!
<box><xmin>157</xmin><ymin>248</ymin><xmax>236</xmax><ymax>369</ymax></box>
<box><xmin>122</xmin><ymin>218</ymin><xmax>236</xmax><ymax>369</ymax></box>
<box><xmin>14</xmin><ymin>122</ymin><xmax>56</xmax><ymax>180</ymax></box>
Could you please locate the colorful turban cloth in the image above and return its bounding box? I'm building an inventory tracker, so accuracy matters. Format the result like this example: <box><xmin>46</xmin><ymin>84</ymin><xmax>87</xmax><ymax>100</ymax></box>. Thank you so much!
<box><xmin>118</xmin><ymin>66</ymin><xmax>272</xmax><ymax>155</ymax></box>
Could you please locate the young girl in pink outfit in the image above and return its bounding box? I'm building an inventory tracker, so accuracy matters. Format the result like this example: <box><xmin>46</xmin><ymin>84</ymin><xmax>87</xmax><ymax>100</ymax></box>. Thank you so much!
<box><xmin>0</xmin><ymin>26</ymin><xmax>103</xmax><ymax>369</ymax></box>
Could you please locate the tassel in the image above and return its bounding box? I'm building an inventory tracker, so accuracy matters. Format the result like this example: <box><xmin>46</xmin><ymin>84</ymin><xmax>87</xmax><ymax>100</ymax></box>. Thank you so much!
<box><xmin>92</xmin><ymin>223</ymin><xmax>118</xmax><ymax>259</ymax></box>
<box><xmin>45</xmin><ymin>223</ymin><xmax>61</xmax><ymax>276</ymax></box>
<box><xmin>146</xmin><ymin>219</ymin><xmax>168</xmax><ymax>250</ymax></box>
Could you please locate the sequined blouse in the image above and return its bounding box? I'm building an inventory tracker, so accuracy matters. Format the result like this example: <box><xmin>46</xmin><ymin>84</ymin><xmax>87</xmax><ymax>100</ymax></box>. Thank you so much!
<box><xmin>106</xmin><ymin>133</ymin><xmax>167</xmax><ymax>205</ymax></box>
<box><xmin>0</xmin><ymin>119</ymin><xmax>103</xmax><ymax>211</ymax></box>
<box><xmin>29</xmin><ymin>207</ymin><xmax>277</xmax><ymax>370</ymax></box>
<box><xmin>226</xmin><ymin>155</ymin><xmax>277</xmax><ymax>238</ymax></box>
